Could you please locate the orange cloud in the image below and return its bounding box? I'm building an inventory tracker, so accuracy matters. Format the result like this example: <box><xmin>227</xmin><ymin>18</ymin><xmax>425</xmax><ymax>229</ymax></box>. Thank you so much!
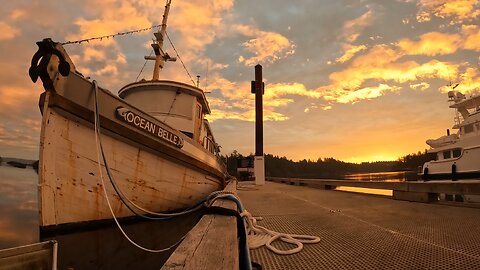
<box><xmin>0</xmin><ymin>22</ymin><xmax>19</xmax><ymax>41</ymax></box>
<box><xmin>0</xmin><ymin>86</ymin><xmax>36</xmax><ymax>107</ymax></box>
<box><xmin>9</xmin><ymin>9</ymin><xmax>26</xmax><ymax>20</ymax></box>
<box><xmin>265</xmin><ymin>83</ymin><xmax>323</xmax><ymax>99</ymax></box>
<box><xmin>342</xmin><ymin>9</ymin><xmax>375</xmax><ymax>43</ymax></box>
<box><xmin>323</xmin><ymin>84</ymin><xmax>400</xmax><ymax>104</ymax></box>
<box><xmin>462</xmin><ymin>25</ymin><xmax>480</xmax><ymax>50</ymax></box>
<box><xmin>235</xmin><ymin>25</ymin><xmax>295</xmax><ymax>66</ymax></box>
<box><xmin>329</xmin><ymin>42</ymin><xmax>458</xmax><ymax>90</ymax></box>
<box><xmin>410</xmin><ymin>82</ymin><xmax>430</xmax><ymax>90</ymax></box>
<box><xmin>207</xmin><ymin>107</ymin><xmax>288</xmax><ymax>122</ymax></box>
<box><xmin>397</xmin><ymin>32</ymin><xmax>462</xmax><ymax>56</ymax></box>
<box><xmin>415</xmin><ymin>0</ymin><xmax>480</xmax><ymax>23</ymax></box>
<box><xmin>439</xmin><ymin>68</ymin><xmax>480</xmax><ymax>93</ymax></box>
<box><xmin>335</xmin><ymin>45</ymin><xmax>367</xmax><ymax>63</ymax></box>
<box><xmin>168</xmin><ymin>0</ymin><xmax>234</xmax><ymax>55</ymax></box>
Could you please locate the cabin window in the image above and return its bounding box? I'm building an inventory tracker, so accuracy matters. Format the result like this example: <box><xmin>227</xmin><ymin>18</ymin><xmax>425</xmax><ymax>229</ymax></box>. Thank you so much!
<box><xmin>443</xmin><ymin>151</ymin><xmax>451</xmax><ymax>159</ymax></box>
<box><xmin>452</xmin><ymin>149</ymin><xmax>462</xmax><ymax>158</ymax></box>
<box><xmin>464</xmin><ymin>124</ymin><xmax>474</xmax><ymax>134</ymax></box>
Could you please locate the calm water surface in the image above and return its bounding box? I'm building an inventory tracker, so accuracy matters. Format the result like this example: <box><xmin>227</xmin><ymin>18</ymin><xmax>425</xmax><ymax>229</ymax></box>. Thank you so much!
<box><xmin>343</xmin><ymin>171</ymin><xmax>417</xmax><ymax>181</ymax></box>
<box><xmin>0</xmin><ymin>165</ymin><xmax>201</xmax><ymax>269</ymax></box>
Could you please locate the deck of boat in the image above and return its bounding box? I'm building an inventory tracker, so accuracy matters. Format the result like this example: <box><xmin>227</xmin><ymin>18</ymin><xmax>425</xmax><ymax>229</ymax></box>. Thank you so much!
<box><xmin>237</xmin><ymin>181</ymin><xmax>480</xmax><ymax>270</ymax></box>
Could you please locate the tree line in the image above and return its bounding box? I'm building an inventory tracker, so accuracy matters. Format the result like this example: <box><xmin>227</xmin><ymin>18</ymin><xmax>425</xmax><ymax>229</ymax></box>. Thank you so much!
<box><xmin>223</xmin><ymin>150</ymin><xmax>435</xmax><ymax>179</ymax></box>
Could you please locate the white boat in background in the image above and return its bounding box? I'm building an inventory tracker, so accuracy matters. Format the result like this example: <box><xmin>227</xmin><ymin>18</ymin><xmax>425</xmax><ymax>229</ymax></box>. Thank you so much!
<box><xmin>419</xmin><ymin>89</ymin><xmax>480</xmax><ymax>181</ymax></box>
<box><xmin>29</xmin><ymin>0</ymin><xmax>227</xmax><ymax>229</ymax></box>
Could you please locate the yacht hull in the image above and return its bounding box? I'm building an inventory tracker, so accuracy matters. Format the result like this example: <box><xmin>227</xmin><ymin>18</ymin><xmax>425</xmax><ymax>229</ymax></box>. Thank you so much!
<box><xmin>419</xmin><ymin>146</ymin><xmax>480</xmax><ymax>181</ymax></box>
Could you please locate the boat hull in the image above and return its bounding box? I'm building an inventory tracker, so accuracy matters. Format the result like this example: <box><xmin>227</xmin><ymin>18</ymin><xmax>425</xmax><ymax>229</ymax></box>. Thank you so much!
<box><xmin>38</xmin><ymin>92</ymin><xmax>224</xmax><ymax>228</ymax></box>
<box><xmin>419</xmin><ymin>146</ymin><xmax>480</xmax><ymax>181</ymax></box>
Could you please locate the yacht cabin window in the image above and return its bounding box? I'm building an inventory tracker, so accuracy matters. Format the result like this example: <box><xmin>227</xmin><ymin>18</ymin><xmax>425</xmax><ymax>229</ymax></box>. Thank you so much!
<box><xmin>452</xmin><ymin>149</ymin><xmax>462</xmax><ymax>158</ymax></box>
<box><xmin>443</xmin><ymin>151</ymin><xmax>451</xmax><ymax>159</ymax></box>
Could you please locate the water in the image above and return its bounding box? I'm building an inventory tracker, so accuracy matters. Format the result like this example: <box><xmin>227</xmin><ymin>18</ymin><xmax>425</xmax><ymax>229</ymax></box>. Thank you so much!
<box><xmin>0</xmin><ymin>165</ymin><xmax>39</xmax><ymax>248</ymax></box>
<box><xmin>0</xmin><ymin>165</ymin><xmax>201</xmax><ymax>269</ymax></box>
<box><xmin>343</xmin><ymin>171</ymin><xmax>417</xmax><ymax>182</ymax></box>
<box><xmin>336</xmin><ymin>171</ymin><xmax>417</xmax><ymax>196</ymax></box>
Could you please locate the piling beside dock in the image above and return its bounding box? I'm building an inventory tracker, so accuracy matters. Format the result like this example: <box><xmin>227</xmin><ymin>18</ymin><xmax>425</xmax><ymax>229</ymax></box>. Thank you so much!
<box><xmin>238</xmin><ymin>181</ymin><xmax>480</xmax><ymax>269</ymax></box>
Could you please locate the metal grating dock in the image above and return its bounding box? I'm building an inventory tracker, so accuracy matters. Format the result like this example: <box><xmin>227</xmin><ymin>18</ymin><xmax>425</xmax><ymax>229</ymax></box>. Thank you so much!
<box><xmin>237</xmin><ymin>182</ymin><xmax>480</xmax><ymax>270</ymax></box>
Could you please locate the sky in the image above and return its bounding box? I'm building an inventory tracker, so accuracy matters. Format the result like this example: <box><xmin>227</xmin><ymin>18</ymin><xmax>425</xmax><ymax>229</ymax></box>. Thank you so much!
<box><xmin>0</xmin><ymin>0</ymin><xmax>479</xmax><ymax>162</ymax></box>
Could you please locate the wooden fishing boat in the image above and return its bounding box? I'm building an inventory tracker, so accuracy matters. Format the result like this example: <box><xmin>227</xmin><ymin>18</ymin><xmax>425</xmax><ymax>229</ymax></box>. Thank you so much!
<box><xmin>29</xmin><ymin>0</ymin><xmax>227</xmax><ymax>229</ymax></box>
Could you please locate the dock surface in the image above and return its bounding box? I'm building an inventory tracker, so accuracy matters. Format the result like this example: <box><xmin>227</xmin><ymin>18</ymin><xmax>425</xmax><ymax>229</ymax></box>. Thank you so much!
<box><xmin>238</xmin><ymin>181</ymin><xmax>480</xmax><ymax>270</ymax></box>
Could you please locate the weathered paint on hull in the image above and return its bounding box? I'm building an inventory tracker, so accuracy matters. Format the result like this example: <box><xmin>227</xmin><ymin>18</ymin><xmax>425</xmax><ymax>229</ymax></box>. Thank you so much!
<box><xmin>39</xmin><ymin>104</ymin><xmax>222</xmax><ymax>228</ymax></box>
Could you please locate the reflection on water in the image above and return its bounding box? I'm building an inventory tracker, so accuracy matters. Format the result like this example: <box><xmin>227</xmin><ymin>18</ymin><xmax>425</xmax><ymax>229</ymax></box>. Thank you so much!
<box><xmin>336</xmin><ymin>171</ymin><xmax>416</xmax><ymax>196</ymax></box>
<box><xmin>335</xmin><ymin>187</ymin><xmax>393</xmax><ymax>196</ymax></box>
<box><xmin>0</xmin><ymin>165</ymin><xmax>202</xmax><ymax>269</ymax></box>
<box><xmin>41</xmin><ymin>212</ymin><xmax>202</xmax><ymax>269</ymax></box>
<box><xmin>0</xmin><ymin>165</ymin><xmax>39</xmax><ymax>249</ymax></box>
<box><xmin>343</xmin><ymin>171</ymin><xmax>417</xmax><ymax>182</ymax></box>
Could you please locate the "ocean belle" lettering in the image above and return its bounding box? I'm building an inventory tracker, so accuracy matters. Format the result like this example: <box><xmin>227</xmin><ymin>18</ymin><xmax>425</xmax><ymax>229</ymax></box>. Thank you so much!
<box><xmin>116</xmin><ymin>107</ymin><xmax>184</xmax><ymax>148</ymax></box>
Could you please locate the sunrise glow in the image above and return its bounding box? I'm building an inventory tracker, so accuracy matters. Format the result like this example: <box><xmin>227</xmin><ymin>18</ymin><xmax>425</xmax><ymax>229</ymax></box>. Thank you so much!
<box><xmin>0</xmin><ymin>0</ymin><xmax>479</xmax><ymax>162</ymax></box>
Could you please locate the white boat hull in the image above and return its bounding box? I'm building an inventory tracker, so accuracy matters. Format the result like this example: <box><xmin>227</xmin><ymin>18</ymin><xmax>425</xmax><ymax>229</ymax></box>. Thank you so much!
<box><xmin>420</xmin><ymin>145</ymin><xmax>480</xmax><ymax>180</ymax></box>
<box><xmin>39</xmin><ymin>96</ymin><xmax>223</xmax><ymax>228</ymax></box>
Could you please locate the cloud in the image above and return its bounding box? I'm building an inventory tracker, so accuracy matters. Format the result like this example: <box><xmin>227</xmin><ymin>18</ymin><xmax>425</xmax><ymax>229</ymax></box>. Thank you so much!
<box><xmin>9</xmin><ymin>9</ymin><xmax>26</xmax><ymax>20</ymax></box>
<box><xmin>462</xmin><ymin>25</ymin><xmax>480</xmax><ymax>50</ymax></box>
<box><xmin>410</xmin><ymin>82</ymin><xmax>430</xmax><ymax>90</ymax></box>
<box><xmin>342</xmin><ymin>9</ymin><xmax>375</xmax><ymax>43</ymax></box>
<box><xmin>397</xmin><ymin>32</ymin><xmax>462</xmax><ymax>56</ymax></box>
<box><xmin>323</xmin><ymin>84</ymin><xmax>401</xmax><ymax>104</ymax></box>
<box><xmin>335</xmin><ymin>45</ymin><xmax>368</xmax><ymax>63</ymax></box>
<box><xmin>235</xmin><ymin>24</ymin><xmax>295</xmax><ymax>66</ymax></box>
<box><xmin>264</xmin><ymin>83</ymin><xmax>323</xmax><ymax>99</ymax></box>
<box><xmin>166</xmin><ymin>0</ymin><xmax>234</xmax><ymax>56</ymax></box>
<box><xmin>439</xmin><ymin>68</ymin><xmax>480</xmax><ymax>93</ymax></box>
<box><xmin>414</xmin><ymin>0</ymin><xmax>480</xmax><ymax>23</ymax></box>
<box><xmin>0</xmin><ymin>22</ymin><xmax>19</xmax><ymax>41</ymax></box>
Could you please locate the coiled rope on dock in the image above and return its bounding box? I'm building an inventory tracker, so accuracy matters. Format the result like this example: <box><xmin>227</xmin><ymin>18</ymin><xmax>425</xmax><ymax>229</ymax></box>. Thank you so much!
<box><xmin>243</xmin><ymin>210</ymin><xmax>320</xmax><ymax>255</ymax></box>
<box><xmin>206</xmin><ymin>193</ymin><xmax>321</xmax><ymax>255</ymax></box>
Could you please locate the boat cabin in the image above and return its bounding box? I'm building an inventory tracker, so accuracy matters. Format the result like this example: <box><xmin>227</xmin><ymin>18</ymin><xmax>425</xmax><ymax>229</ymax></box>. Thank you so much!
<box><xmin>118</xmin><ymin>80</ymin><xmax>219</xmax><ymax>154</ymax></box>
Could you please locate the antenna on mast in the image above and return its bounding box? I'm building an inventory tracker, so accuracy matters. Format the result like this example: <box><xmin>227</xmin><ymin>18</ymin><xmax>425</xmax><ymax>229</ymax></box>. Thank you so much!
<box><xmin>145</xmin><ymin>0</ymin><xmax>176</xmax><ymax>81</ymax></box>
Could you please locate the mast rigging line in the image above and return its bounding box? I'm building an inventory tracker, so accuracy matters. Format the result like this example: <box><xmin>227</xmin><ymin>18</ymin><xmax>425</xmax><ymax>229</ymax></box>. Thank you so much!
<box><xmin>165</xmin><ymin>31</ymin><xmax>196</xmax><ymax>86</ymax></box>
<box><xmin>61</xmin><ymin>24</ymin><xmax>166</xmax><ymax>45</ymax></box>
<box><xmin>136</xmin><ymin>49</ymin><xmax>154</xmax><ymax>82</ymax></box>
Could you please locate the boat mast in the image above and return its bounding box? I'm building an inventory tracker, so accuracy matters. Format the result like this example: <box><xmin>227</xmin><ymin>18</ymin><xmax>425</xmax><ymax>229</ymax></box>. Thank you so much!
<box><xmin>146</xmin><ymin>0</ymin><xmax>176</xmax><ymax>81</ymax></box>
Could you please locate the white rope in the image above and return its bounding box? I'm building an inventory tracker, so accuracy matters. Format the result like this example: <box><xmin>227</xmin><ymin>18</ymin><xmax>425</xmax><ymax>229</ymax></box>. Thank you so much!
<box><xmin>242</xmin><ymin>210</ymin><xmax>320</xmax><ymax>255</ymax></box>
<box><xmin>92</xmin><ymin>80</ymin><xmax>183</xmax><ymax>253</ymax></box>
<box><xmin>205</xmin><ymin>192</ymin><xmax>320</xmax><ymax>255</ymax></box>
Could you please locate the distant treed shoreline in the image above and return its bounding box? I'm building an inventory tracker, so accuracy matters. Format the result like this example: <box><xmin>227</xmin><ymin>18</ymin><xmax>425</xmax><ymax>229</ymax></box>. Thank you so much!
<box><xmin>224</xmin><ymin>150</ymin><xmax>435</xmax><ymax>179</ymax></box>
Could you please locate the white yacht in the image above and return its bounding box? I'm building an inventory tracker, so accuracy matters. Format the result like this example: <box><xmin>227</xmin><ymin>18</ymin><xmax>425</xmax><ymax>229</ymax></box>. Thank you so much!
<box><xmin>419</xmin><ymin>90</ymin><xmax>480</xmax><ymax>180</ymax></box>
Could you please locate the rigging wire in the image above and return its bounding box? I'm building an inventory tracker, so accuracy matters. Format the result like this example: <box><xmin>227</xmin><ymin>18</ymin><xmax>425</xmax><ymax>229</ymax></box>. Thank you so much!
<box><xmin>165</xmin><ymin>31</ymin><xmax>196</xmax><ymax>86</ymax></box>
<box><xmin>58</xmin><ymin>24</ymin><xmax>197</xmax><ymax>89</ymax></box>
<box><xmin>136</xmin><ymin>49</ymin><xmax>154</xmax><ymax>82</ymax></box>
<box><xmin>61</xmin><ymin>24</ymin><xmax>165</xmax><ymax>45</ymax></box>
